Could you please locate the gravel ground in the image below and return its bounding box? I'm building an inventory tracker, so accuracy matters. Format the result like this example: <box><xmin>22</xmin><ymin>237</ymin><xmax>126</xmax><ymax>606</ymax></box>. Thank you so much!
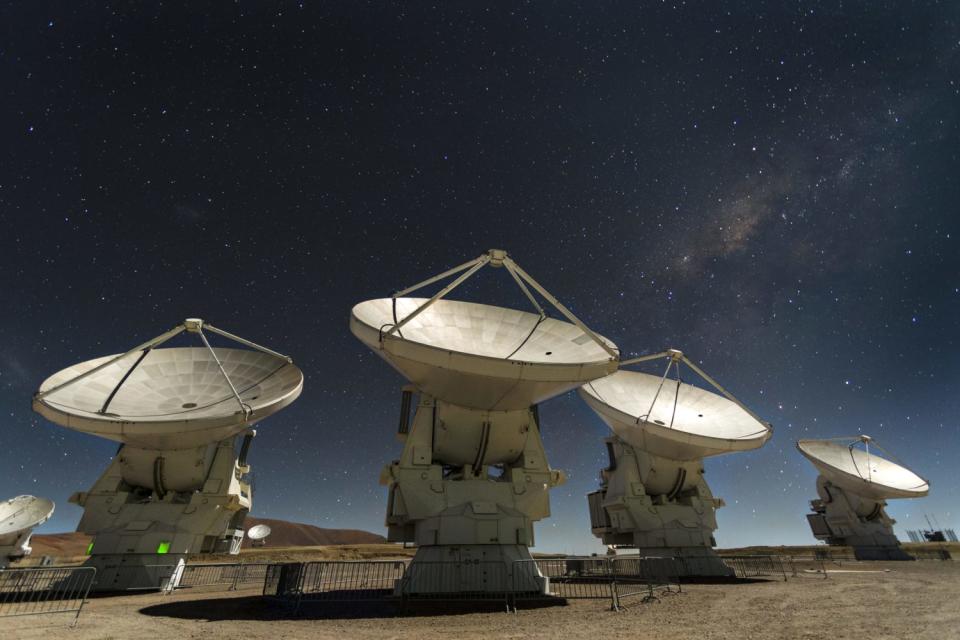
<box><xmin>2</xmin><ymin>560</ymin><xmax>958</xmax><ymax>640</ymax></box>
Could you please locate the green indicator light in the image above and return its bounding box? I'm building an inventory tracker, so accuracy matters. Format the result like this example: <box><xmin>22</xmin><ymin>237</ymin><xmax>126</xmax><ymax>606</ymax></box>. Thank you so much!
<box><xmin>85</xmin><ymin>541</ymin><xmax>94</xmax><ymax>555</ymax></box>
<box><xmin>156</xmin><ymin>541</ymin><xmax>171</xmax><ymax>554</ymax></box>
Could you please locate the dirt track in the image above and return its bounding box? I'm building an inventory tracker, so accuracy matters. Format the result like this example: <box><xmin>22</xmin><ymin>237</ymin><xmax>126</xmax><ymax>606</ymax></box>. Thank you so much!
<box><xmin>3</xmin><ymin>560</ymin><xmax>959</xmax><ymax>640</ymax></box>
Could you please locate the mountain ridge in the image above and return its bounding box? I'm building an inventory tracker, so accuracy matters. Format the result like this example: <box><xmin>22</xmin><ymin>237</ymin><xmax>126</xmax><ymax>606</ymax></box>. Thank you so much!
<box><xmin>25</xmin><ymin>516</ymin><xmax>385</xmax><ymax>558</ymax></box>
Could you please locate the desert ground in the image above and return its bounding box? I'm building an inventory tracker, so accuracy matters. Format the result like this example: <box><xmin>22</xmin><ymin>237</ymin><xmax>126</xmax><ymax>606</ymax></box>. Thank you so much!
<box><xmin>2</xmin><ymin>545</ymin><xmax>959</xmax><ymax>640</ymax></box>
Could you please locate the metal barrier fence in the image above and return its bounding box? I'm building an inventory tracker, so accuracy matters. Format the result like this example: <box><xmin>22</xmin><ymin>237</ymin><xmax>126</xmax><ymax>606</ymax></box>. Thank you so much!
<box><xmin>0</xmin><ymin>566</ymin><xmax>96</xmax><ymax>627</ymax></box>
<box><xmin>302</xmin><ymin>560</ymin><xmax>406</xmax><ymax>600</ymax></box>
<box><xmin>264</xmin><ymin>557</ymin><xmax>699</xmax><ymax>613</ymax></box>
<box><xmin>811</xmin><ymin>549</ymin><xmax>857</xmax><ymax>563</ymax></box>
<box><xmin>512</xmin><ymin>557</ymin><xmax>688</xmax><ymax>610</ymax></box>
<box><xmin>263</xmin><ymin>562</ymin><xmax>298</xmax><ymax>597</ymax></box>
<box><xmin>779</xmin><ymin>555</ymin><xmax>828</xmax><ymax>578</ymax></box>
<box><xmin>176</xmin><ymin>563</ymin><xmax>270</xmax><ymax>590</ymax></box>
<box><xmin>802</xmin><ymin>549</ymin><xmax>952</xmax><ymax>562</ymax></box>
<box><xmin>719</xmin><ymin>555</ymin><xmax>789</xmax><ymax>581</ymax></box>
<box><xmin>264</xmin><ymin>560</ymin><xmax>407</xmax><ymax>609</ymax></box>
<box><xmin>611</xmin><ymin>557</ymin><xmax>682</xmax><ymax>607</ymax></box>
<box><xmin>513</xmin><ymin>558</ymin><xmax>615</xmax><ymax>608</ymax></box>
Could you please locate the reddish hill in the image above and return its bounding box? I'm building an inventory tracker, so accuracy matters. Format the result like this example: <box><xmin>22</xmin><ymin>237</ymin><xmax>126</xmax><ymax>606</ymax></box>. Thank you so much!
<box><xmin>28</xmin><ymin>532</ymin><xmax>92</xmax><ymax>558</ymax></box>
<box><xmin>25</xmin><ymin>517</ymin><xmax>384</xmax><ymax>560</ymax></box>
<box><xmin>240</xmin><ymin>516</ymin><xmax>385</xmax><ymax>548</ymax></box>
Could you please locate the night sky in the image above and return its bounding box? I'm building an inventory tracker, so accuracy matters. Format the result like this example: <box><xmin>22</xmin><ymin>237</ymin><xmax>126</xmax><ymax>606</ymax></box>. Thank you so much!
<box><xmin>2</xmin><ymin>2</ymin><xmax>958</xmax><ymax>553</ymax></box>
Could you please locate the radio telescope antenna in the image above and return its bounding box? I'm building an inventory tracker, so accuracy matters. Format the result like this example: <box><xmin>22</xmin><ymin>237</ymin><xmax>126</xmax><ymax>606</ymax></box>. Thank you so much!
<box><xmin>35</xmin><ymin>318</ymin><xmax>293</xmax><ymax>426</ymax></box>
<box><xmin>583</xmin><ymin>349</ymin><xmax>771</xmax><ymax>460</ymax></box>
<box><xmin>33</xmin><ymin>319</ymin><xmax>302</xmax><ymax>590</ymax></box>
<box><xmin>246</xmin><ymin>524</ymin><xmax>271</xmax><ymax>547</ymax></box>
<box><xmin>383</xmin><ymin>249</ymin><xmax>618</xmax><ymax>359</ymax></box>
<box><xmin>797</xmin><ymin>437</ymin><xmax>928</xmax><ymax>500</ymax></box>
<box><xmin>0</xmin><ymin>496</ymin><xmax>55</xmax><ymax>567</ymax></box>
<box><xmin>579</xmin><ymin>348</ymin><xmax>771</xmax><ymax>576</ymax></box>
<box><xmin>351</xmin><ymin>249</ymin><xmax>619</xmax><ymax>595</ymax></box>
<box><xmin>618</xmin><ymin>349</ymin><xmax>770</xmax><ymax>430</ymax></box>
<box><xmin>797</xmin><ymin>436</ymin><xmax>929</xmax><ymax>560</ymax></box>
<box><xmin>33</xmin><ymin>318</ymin><xmax>301</xmax><ymax>450</ymax></box>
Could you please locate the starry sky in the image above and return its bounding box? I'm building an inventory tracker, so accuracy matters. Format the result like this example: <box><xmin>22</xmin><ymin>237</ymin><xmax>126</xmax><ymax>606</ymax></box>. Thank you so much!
<box><xmin>1</xmin><ymin>2</ymin><xmax>958</xmax><ymax>553</ymax></box>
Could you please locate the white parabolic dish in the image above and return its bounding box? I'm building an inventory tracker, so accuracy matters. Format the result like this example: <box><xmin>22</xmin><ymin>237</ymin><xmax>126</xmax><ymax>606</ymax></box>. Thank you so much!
<box><xmin>0</xmin><ymin>496</ymin><xmax>55</xmax><ymax>542</ymax></box>
<box><xmin>797</xmin><ymin>439</ymin><xmax>929</xmax><ymax>501</ymax></box>
<box><xmin>34</xmin><ymin>348</ymin><xmax>304</xmax><ymax>450</ymax></box>
<box><xmin>579</xmin><ymin>370</ymin><xmax>771</xmax><ymax>460</ymax></box>
<box><xmin>247</xmin><ymin>524</ymin><xmax>271</xmax><ymax>541</ymax></box>
<box><xmin>350</xmin><ymin>297</ymin><xmax>619</xmax><ymax>411</ymax></box>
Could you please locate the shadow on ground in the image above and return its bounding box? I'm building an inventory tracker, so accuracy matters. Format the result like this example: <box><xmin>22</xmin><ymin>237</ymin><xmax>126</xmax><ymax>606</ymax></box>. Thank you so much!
<box><xmin>140</xmin><ymin>595</ymin><xmax>565</xmax><ymax>620</ymax></box>
<box><xmin>678</xmin><ymin>577</ymin><xmax>774</xmax><ymax>585</ymax></box>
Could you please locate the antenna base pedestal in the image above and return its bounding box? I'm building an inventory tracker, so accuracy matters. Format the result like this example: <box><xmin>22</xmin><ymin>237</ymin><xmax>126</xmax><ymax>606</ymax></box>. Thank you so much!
<box><xmin>0</xmin><ymin>539</ymin><xmax>33</xmax><ymax>568</ymax></box>
<box><xmin>587</xmin><ymin>436</ymin><xmax>733</xmax><ymax>577</ymax></box>
<box><xmin>381</xmin><ymin>391</ymin><xmax>561</xmax><ymax>595</ymax></box>
<box><xmin>78</xmin><ymin>554</ymin><xmax>189</xmax><ymax>592</ymax></box>
<box><xmin>806</xmin><ymin>476</ymin><xmax>914</xmax><ymax>560</ymax></box>
<box><xmin>73</xmin><ymin>436</ymin><xmax>252</xmax><ymax>591</ymax></box>
<box><xmin>397</xmin><ymin>544</ymin><xmax>547</xmax><ymax>596</ymax></box>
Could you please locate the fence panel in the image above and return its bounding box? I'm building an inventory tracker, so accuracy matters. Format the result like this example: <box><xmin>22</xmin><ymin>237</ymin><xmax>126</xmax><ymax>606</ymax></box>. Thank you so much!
<box><xmin>264</xmin><ymin>560</ymin><xmax>406</xmax><ymax>610</ymax></box>
<box><xmin>261</xmin><ymin>557</ymin><xmax>705</xmax><ymax>614</ymax></box>
<box><xmin>720</xmin><ymin>555</ymin><xmax>788</xmax><ymax>581</ymax></box>
<box><xmin>177</xmin><ymin>562</ymin><xmax>270</xmax><ymax>590</ymax></box>
<box><xmin>511</xmin><ymin>558</ymin><xmax>616</xmax><ymax>611</ymax></box>
<box><xmin>300</xmin><ymin>560</ymin><xmax>406</xmax><ymax>601</ymax></box>
<box><xmin>611</xmin><ymin>557</ymin><xmax>682</xmax><ymax>607</ymax></box>
<box><xmin>780</xmin><ymin>555</ymin><xmax>828</xmax><ymax>578</ymax></box>
<box><xmin>0</xmin><ymin>566</ymin><xmax>96</xmax><ymax>627</ymax></box>
<box><xmin>263</xmin><ymin>562</ymin><xmax>305</xmax><ymax>598</ymax></box>
<box><xmin>912</xmin><ymin>549</ymin><xmax>952</xmax><ymax>561</ymax></box>
<box><xmin>810</xmin><ymin>549</ymin><xmax>856</xmax><ymax>563</ymax></box>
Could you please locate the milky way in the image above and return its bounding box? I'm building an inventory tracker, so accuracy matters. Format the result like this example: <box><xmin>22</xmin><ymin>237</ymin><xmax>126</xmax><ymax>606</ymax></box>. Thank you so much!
<box><xmin>1</xmin><ymin>2</ymin><xmax>957</xmax><ymax>552</ymax></box>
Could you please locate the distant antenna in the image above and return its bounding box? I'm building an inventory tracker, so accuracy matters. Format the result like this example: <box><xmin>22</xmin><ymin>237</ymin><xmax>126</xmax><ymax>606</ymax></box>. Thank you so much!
<box><xmin>0</xmin><ymin>496</ymin><xmax>55</xmax><ymax>567</ymax></box>
<box><xmin>580</xmin><ymin>349</ymin><xmax>772</xmax><ymax>460</ymax></box>
<box><xmin>946</xmin><ymin>529</ymin><xmax>959</xmax><ymax>543</ymax></box>
<box><xmin>797</xmin><ymin>437</ymin><xmax>929</xmax><ymax>560</ymax></box>
<box><xmin>246</xmin><ymin>524</ymin><xmax>271</xmax><ymax>547</ymax></box>
<box><xmin>579</xmin><ymin>350</ymin><xmax>772</xmax><ymax>577</ymax></box>
<box><xmin>798</xmin><ymin>437</ymin><xmax>929</xmax><ymax>501</ymax></box>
